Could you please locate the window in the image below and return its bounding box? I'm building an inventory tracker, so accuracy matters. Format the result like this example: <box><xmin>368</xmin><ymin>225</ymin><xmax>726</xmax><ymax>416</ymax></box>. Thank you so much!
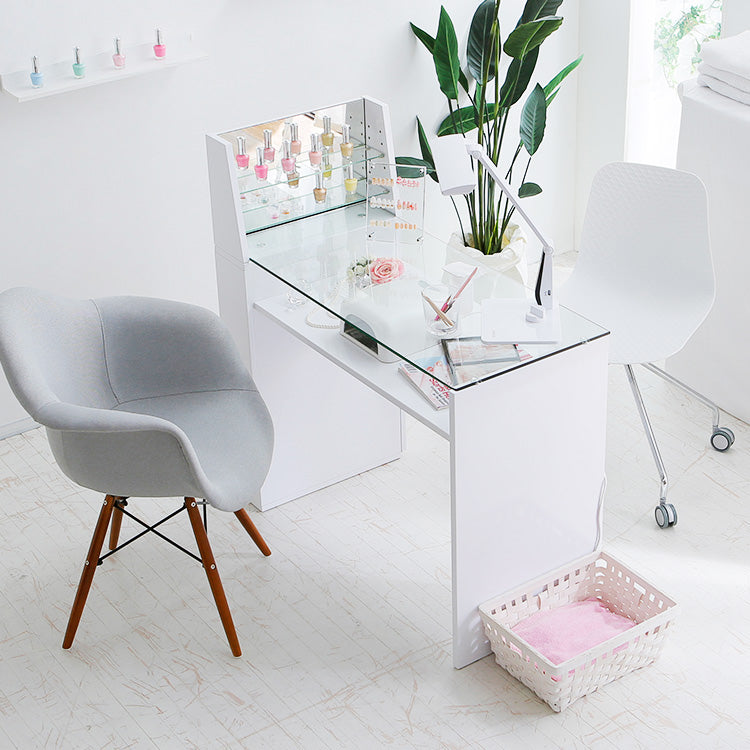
<box><xmin>626</xmin><ymin>0</ymin><xmax>722</xmax><ymax>166</ymax></box>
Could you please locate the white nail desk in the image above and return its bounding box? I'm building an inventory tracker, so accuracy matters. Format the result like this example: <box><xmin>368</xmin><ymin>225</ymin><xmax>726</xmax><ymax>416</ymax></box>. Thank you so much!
<box><xmin>206</xmin><ymin>98</ymin><xmax>610</xmax><ymax>669</ymax></box>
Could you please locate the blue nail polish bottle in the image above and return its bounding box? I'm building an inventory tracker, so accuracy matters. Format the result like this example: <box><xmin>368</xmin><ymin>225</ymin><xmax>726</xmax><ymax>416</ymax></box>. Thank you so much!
<box><xmin>72</xmin><ymin>47</ymin><xmax>85</xmax><ymax>78</ymax></box>
<box><xmin>30</xmin><ymin>56</ymin><xmax>44</xmax><ymax>88</ymax></box>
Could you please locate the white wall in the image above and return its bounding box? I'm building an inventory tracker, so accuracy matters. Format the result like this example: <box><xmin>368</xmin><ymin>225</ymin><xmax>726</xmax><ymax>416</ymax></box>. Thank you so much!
<box><xmin>574</xmin><ymin>0</ymin><xmax>632</xmax><ymax>244</ymax></box>
<box><xmin>0</xmin><ymin>0</ymin><xmax>581</xmax><ymax>431</ymax></box>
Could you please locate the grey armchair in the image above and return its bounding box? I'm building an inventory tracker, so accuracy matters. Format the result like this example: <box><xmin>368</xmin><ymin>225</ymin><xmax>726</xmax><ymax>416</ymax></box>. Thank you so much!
<box><xmin>0</xmin><ymin>287</ymin><xmax>274</xmax><ymax>656</ymax></box>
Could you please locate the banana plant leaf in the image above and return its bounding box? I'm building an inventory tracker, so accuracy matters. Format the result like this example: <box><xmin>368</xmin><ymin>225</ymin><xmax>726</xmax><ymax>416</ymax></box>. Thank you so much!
<box><xmin>518</xmin><ymin>182</ymin><xmax>542</xmax><ymax>197</ymax></box>
<box><xmin>436</xmin><ymin>104</ymin><xmax>500</xmax><ymax>136</ymax></box>
<box><xmin>520</xmin><ymin>83</ymin><xmax>547</xmax><ymax>155</ymax></box>
<box><xmin>395</xmin><ymin>157</ymin><xmax>432</xmax><ymax>179</ymax></box>
<box><xmin>433</xmin><ymin>7</ymin><xmax>461</xmax><ymax>100</ymax></box>
<box><xmin>520</xmin><ymin>0</ymin><xmax>563</xmax><ymax>24</ymax></box>
<box><xmin>499</xmin><ymin>46</ymin><xmax>539</xmax><ymax>107</ymax></box>
<box><xmin>504</xmin><ymin>17</ymin><xmax>563</xmax><ymax>60</ymax></box>
<box><xmin>411</xmin><ymin>22</ymin><xmax>470</xmax><ymax>93</ymax></box>
<box><xmin>467</xmin><ymin>0</ymin><xmax>499</xmax><ymax>82</ymax></box>
<box><xmin>416</xmin><ymin>117</ymin><xmax>438</xmax><ymax>183</ymax></box>
<box><xmin>543</xmin><ymin>54</ymin><xmax>583</xmax><ymax>100</ymax></box>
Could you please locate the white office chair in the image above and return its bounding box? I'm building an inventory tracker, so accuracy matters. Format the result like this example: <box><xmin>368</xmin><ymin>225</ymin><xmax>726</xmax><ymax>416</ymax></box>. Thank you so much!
<box><xmin>560</xmin><ymin>162</ymin><xmax>734</xmax><ymax>529</ymax></box>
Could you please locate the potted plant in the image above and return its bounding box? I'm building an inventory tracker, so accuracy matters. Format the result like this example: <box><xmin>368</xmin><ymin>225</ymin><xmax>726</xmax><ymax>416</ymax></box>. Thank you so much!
<box><xmin>398</xmin><ymin>0</ymin><xmax>582</xmax><ymax>276</ymax></box>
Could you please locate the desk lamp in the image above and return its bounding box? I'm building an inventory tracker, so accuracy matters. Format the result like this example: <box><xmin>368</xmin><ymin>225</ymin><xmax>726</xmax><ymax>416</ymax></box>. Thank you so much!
<box><xmin>430</xmin><ymin>134</ymin><xmax>560</xmax><ymax>343</ymax></box>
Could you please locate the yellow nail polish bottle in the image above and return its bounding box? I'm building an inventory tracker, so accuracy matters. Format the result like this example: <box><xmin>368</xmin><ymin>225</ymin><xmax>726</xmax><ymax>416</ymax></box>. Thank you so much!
<box><xmin>322</xmin><ymin>149</ymin><xmax>332</xmax><ymax>179</ymax></box>
<box><xmin>321</xmin><ymin>115</ymin><xmax>334</xmax><ymax>148</ymax></box>
<box><xmin>344</xmin><ymin>163</ymin><xmax>358</xmax><ymax>194</ymax></box>
<box><xmin>340</xmin><ymin>123</ymin><xmax>353</xmax><ymax>159</ymax></box>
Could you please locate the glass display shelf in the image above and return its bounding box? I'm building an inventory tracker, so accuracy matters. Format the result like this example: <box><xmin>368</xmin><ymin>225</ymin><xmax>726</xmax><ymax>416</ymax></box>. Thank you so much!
<box><xmin>235</xmin><ymin>143</ymin><xmax>380</xmax><ymax>196</ymax></box>
<box><xmin>244</xmin><ymin>204</ymin><xmax>609</xmax><ymax>391</ymax></box>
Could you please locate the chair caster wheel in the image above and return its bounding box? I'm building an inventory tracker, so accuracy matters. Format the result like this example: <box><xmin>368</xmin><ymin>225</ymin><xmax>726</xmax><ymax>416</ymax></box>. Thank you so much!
<box><xmin>711</xmin><ymin>427</ymin><xmax>735</xmax><ymax>452</ymax></box>
<box><xmin>655</xmin><ymin>503</ymin><xmax>677</xmax><ymax>529</ymax></box>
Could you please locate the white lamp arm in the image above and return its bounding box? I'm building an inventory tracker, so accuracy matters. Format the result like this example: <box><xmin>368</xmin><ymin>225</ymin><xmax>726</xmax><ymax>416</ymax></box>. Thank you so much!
<box><xmin>465</xmin><ymin>142</ymin><xmax>554</xmax><ymax>312</ymax></box>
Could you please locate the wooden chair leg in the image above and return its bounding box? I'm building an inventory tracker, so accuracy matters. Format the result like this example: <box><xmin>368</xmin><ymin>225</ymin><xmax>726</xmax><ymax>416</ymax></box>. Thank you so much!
<box><xmin>108</xmin><ymin>498</ymin><xmax>127</xmax><ymax>551</ymax></box>
<box><xmin>234</xmin><ymin>508</ymin><xmax>272</xmax><ymax>557</ymax></box>
<box><xmin>185</xmin><ymin>498</ymin><xmax>242</xmax><ymax>657</ymax></box>
<box><xmin>62</xmin><ymin>495</ymin><xmax>116</xmax><ymax>649</ymax></box>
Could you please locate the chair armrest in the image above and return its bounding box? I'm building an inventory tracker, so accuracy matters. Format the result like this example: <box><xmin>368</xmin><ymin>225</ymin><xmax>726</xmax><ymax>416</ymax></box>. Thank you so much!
<box><xmin>37</xmin><ymin>401</ymin><xmax>208</xmax><ymax>500</ymax></box>
<box><xmin>36</xmin><ymin>401</ymin><xmax>178</xmax><ymax>433</ymax></box>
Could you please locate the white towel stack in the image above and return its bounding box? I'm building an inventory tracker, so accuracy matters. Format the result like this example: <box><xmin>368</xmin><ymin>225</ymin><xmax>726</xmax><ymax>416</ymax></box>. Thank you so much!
<box><xmin>698</xmin><ymin>30</ymin><xmax>750</xmax><ymax>105</ymax></box>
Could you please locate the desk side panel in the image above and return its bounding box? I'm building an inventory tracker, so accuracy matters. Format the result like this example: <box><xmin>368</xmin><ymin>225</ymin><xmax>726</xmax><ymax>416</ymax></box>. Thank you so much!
<box><xmin>449</xmin><ymin>336</ymin><xmax>609</xmax><ymax>668</ymax></box>
<box><xmin>245</xmin><ymin>263</ymin><xmax>404</xmax><ymax>510</ymax></box>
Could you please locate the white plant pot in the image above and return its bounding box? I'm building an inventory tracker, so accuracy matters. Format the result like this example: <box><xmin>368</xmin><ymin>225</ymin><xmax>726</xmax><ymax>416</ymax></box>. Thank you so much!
<box><xmin>448</xmin><ymin>223</ymin><xmax>529</xmax><ymax>287</ymax></box>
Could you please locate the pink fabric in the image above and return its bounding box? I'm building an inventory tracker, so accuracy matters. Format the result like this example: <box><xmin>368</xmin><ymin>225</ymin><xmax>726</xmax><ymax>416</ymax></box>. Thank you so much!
<box><xmin>512</xmin><ymin>598</ymin><xmax>635</xmax><ymax>665</ymax></box>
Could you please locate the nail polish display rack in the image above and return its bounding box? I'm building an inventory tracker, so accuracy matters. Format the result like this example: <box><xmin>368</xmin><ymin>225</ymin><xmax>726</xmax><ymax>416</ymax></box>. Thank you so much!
<box><xmin>215</xmin><ymin>100</ymin><xmax>394</xmax><ymax>236</ymax></box>
<box><xmin>235</xmin><ymin>142</ymin><xmax>383</xmax><ymax>234</ymax></box>
<box><xmin>0</xmin><ymin>32</ymin><xmax>205</xmax><ymax>102</ymax></box>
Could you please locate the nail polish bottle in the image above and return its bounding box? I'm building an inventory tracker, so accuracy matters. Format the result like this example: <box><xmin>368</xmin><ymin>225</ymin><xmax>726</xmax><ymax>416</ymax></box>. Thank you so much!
<box><xmin>309</xmin><ymin>134</ymin><xmax>322</xmax><ymax>167</ymax></box>
<box><xmin>72</xmin><ymin>47</ymin><xmax>85</xmax><ymax>79</ymax></box>
<box><xmin>281</xmin><ymin>139</ymin><xmax>296</xmax><ymax>174</ymax></box>
<box><xmin>30</xmin><ymin>56</ymin><xmax>43</xmax><ymax>88</ymax></box>
<box><xmin>286</xmin><ymin>166</ymin><xmax>300</xmax><ymax>188</ymax></box>
<box><xmin>321</xmin><ymin>115</ymin><xmax>334</xmax><ymax>148</ymax></box>
<box><xmin>263</xmin><ymin>129</ymin><xmax>275</xmax><ymax>163</ymax></box>
<box><xmin>340</xmin><ymin>124</ymin><xmax>353</xmax><ymax>159</ymax></box>
<box><xmin>290</xmin><ymin>122</ymin><xmax>302</xmax><ymax>156</ymax></box>
<box><xmin>313</xmin><ymin>171</ymin><xmax>327</xmax><ymax>204</ymax></box>
<box><xmin>154</xmin><ymin>29</ymin><xmax>166</xmax><ymax>59</ymax></box>
<box><xmin>236</xmin><ymin>136</ymin><xmax>250</xmax><ymax>170</ymax></box>
<box><xmin>322</xmin><ymin>149</ymin><xmax>332</xmax><ymax>179</ymax></box>
<box><xmin>344</xmin><ymin>163</ymin><xmax>358</xmax><ymax>194</ymax></box>
<box><xmin>113</xmin><ymin>37</ymin><xmax>126</xmax><ymax>68</ymax></box>
<box><xmin>254</xmin><ymin>147</ymin><xmax>268</xmax><ymax>180</ymax></box>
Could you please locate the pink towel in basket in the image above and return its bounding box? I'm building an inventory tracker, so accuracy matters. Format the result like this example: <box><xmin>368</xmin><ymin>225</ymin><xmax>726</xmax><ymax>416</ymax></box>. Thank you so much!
<box><xmin>512</xmin><ymin>598</ymin><xmax>635</xmax><ymax>665</ymax></box>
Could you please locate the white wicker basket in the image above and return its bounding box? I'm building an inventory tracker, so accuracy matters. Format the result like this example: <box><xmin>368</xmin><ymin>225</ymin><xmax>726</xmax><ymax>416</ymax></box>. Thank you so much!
<box><xmin>478</xmin><ymin>551</ymin><xmax>678</xmax><ymax>712</ymax></box>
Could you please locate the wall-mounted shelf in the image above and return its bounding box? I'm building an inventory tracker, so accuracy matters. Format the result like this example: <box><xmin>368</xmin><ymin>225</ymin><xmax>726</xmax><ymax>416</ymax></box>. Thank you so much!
<box><xmin>0</xmin><ymin>33</ymin><xmax>206</xmax><ymax>102</ymax></box>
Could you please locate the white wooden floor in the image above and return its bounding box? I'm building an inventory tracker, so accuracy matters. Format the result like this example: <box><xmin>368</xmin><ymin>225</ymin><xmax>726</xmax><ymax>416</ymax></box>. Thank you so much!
<box><xmin>1</xmin><ymin>365</ymin><xmax>749</xmax><ymax>748</ymax></box>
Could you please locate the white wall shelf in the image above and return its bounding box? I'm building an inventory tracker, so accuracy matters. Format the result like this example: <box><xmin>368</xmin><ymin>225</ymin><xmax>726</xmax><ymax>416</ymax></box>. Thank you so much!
<box><xmin>0</xmin><ymin>33</ymin><xmax>206</xmax><ymax>102</ymax></box>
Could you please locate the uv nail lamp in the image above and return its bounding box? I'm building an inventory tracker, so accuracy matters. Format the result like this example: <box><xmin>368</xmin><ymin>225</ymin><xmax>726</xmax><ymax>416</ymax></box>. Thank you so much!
<box><xmin>340</xmin><ymin>279</ymin><xmax>426</xmax><ymax>363</ymax></box>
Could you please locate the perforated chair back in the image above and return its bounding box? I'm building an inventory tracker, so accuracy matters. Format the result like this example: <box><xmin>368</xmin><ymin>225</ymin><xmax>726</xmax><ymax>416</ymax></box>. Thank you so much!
<box><xmin>561</xmin><ymin>162</ymin><xmax>714</xmax><ymax>364</ymax></box>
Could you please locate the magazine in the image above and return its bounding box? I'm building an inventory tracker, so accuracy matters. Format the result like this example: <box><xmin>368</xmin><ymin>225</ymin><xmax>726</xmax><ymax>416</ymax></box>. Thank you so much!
<box><xmin>441</xmin><ymin>337</ymin><xmax>530</xmax><ymax>386</ymax></box>
<box><xmin>442</xmin><ymin>337</ymin><xmax>520</xmax><ymax>366</ymax></box>
<box><xmin>398</xmin><ymin>356</ymin><xmax>451</xmax><ymax>410</ymax></box>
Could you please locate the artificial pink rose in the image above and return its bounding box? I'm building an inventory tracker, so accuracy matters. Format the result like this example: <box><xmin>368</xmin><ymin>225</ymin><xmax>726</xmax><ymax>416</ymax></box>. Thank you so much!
<box><xmin>369</xmin><ymin>257</ymin><xmax>404</xmax><ymax>284</ymax></box>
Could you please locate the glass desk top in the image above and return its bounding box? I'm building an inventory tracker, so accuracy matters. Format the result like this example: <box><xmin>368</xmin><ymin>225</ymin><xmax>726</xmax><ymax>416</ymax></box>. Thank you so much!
<box><xmin>243</xmin><ymin>204</ymin><xmax>608</xmax><ymax>391</ymax></box>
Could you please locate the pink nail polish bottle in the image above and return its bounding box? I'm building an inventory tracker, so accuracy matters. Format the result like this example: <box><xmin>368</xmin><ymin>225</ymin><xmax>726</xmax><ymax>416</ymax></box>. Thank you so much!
<box><xmin>154</xmin><ymin>29</ymin><xmax>166</xmax><ymax>59</ymax></box>
<box><xmin>281</xmin><ymin>139</ymin><xmax>296</xmax><ymax>174</ymax></box>
<box><xmin>236</xmin><ymin>135</ymin><xmax>250</xmax><ymax>170</ymax></box>
<box><xmin>263</xmin><ymin>129</ymin><xmax>275</xmax><ymax>163</ymax></box>
<box><xmin>290</xmin><ymin>122</ymin><xmax>302</xmax><ymax>156</ymax></box>
<box><xmin>112</xmin><ymin>37</ymin><xmax>126</xmax><ymax>69</ymax></box>
<box><xmin>254</xmin><ymin>147</ymin><xmax>268</xmax><ymax>180</ymax></box>
<box><xmin>309</xmin><ymin>133</ymin><xmax>322</xmax><ymax>167</ymax></box>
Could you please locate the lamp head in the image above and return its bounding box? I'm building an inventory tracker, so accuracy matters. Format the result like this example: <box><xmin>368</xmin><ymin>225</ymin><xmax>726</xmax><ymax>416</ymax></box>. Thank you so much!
<box><xmin>430</xmin><ymin>134</ymin><xmax>476</xmax><ymax>196</ymax></box>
